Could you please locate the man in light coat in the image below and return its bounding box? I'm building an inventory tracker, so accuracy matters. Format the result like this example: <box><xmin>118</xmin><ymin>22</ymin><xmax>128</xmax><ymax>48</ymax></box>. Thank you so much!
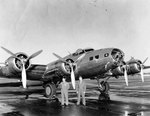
<box><xmin>76</xmin><ymin>76</ymin><xmax>86</xmax><ymax>106</ymax></box>
<box><xmin>60</xmin><ymin>78</ymin><xmax>70</xmax><ymax>106</ymax></box>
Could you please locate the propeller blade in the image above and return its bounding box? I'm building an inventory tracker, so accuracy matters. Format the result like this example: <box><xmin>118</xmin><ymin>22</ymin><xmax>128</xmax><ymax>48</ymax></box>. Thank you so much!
<box><xmin>75</xmin><ymin>53</ymin><xmax>86</xmax><ymax>64</ymax></box>
<box><xmin>143</xmin><ymin>57</ymin><xmax>148</xmax><ymax>64</ymax></box>
<box><xmin>140</xmin><ymin>65</ymin><xmax>144</xmax><ymax>82</ymax></box>
<box><xmin>1</xmin><ymin>47</ymin><xmax>21</xmax><ymax>60</ymax></box>
<box><xmin>1</xmin><ymin>47</ymin><xmax>16</xmax><ymax>56</ymax></box>
<box><xmin>22</xmin><ymin>63</ymin><xmax>27</xmax><ymax>88</ymax></box>
<box><xmin>53</xmin><ymin>53</ymin><xmax>68</xmax><ymax>64</ymax></box>
<box><xmin>124</xmin><ymin>67</ymin><xmax>128</xmax><ymax>86</ymax></box>
<box><xmin>27</xmin><ymin>50</ymin><xmax>43</xmax><ymax>60</ymax></box>
<box><xmin>53</xmin><ymin>53</ymin><xmax>63</xmax><ymax>59</ymax></box>
<box><xmin>53</xmin><ymin>53</ymin><xmax>76</xmax><ymax>89</ymax></box>
<box><xmin>70</xmin><ymin>66</ymin><xmax>75</xmax><ymax>89</ymax></box>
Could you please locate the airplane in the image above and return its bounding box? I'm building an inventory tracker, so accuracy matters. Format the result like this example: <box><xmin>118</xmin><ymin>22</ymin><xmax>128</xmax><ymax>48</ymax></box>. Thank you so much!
<box><xmin>0</xmin><ymin>47</ymin><xmax>149</xmax><ymax>101</ymax></box>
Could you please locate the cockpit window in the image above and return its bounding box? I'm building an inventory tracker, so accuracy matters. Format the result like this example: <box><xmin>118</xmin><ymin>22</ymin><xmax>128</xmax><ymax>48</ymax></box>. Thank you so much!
<box><xmin>79</xmin><ymin>50</ymin><xmax>84</xmax><ymax>55</ymax></box>
<box><xmin>72</xmin><ymin>49</ymin><xmax>83</xmax><ymax>56</ymax></box>
<box><xmin>72</xmin><ymin>53</ymin><xmax>78</xmax><ymax>56</ymax></box>
<box><xmin>84</xmin><ymin>48</ymin><xmax>94</xmax><ymax>52</ymax></box>
<box><xmin>72</xmin><ymin>48</ymin><xmax>94</xmax><ymax>56</ymax></box>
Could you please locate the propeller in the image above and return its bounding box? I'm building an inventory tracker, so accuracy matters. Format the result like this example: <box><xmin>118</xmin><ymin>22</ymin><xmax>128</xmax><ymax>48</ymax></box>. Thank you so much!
<box><xmin>53</xmin><ymin>53</ymin><xmax>85</xmax><ymax>89</ymax></box>
<box><xmin>1</xmin><ymin>47</ymin><xmax>20</xmax><ymax>60</ymax></box>
<box><xmin>123</xmin><ymin>65</ymin><xmax>128</xmax><ymax>86</ymax></box>
<box><xmin>140</xmin><ymin>65</ymin><xmax>144</xmax><ymax>82</ymax></box>
<box><xmin>27</xmin><ymin>50</ymin><xmax>43</xmax><ymax>61</ymax></box>
<box><xmin>143</xmin><ymin>57</ymin><xmax>148</xmax><ymax>64</ymax></box>
<box><xmin>1</xmin><ymin>46</ymin><xmax>43</xmax><ymax>88</ymax></box>
<box><xmin>139</xmin><ymin>57</ymin><xmax>148</xmax><ymax>82</ymax></box>
<box><xmin>22</xmin><ymin>62</ymin><xmax>27</xmax><ymax>88</ymax></box>
<box><xmin>75</xmin><ymin>53</ymin><xmax>85</xmax><ymax>64</ymax></box>
<box><xmin>126</xmin><ymin>57</ymin><xmax>148</xmax><ymax>84</ymax></box>
<box><xmin>53</xmin><ymin>53</ymin><xmax>68</xmax><ymax>64</ymax></box>
<box><xmin>1</xmin><ymin>47</ymin><xmax>16</xmax><ymax>56</ymax></box>
<box><xmin>70</xmin><ymin>65</ymin><xmax>75</xmax><ymax>89</ymax></box>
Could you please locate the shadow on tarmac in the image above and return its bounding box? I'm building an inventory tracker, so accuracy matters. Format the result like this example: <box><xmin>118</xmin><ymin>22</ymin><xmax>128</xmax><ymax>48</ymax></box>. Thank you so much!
<box><xmin>1</xmin><ymin>76</ymin><xmax>150</xmax><ymax>116</ymax></box>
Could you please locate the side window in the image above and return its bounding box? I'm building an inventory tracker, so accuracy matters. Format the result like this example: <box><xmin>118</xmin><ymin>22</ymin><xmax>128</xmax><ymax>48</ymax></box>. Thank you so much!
<box><xmin>89</xmin><ymin>57</ymin><xmax>93</xmax><ymax>61</ymax></box>
<box><xmin>95</xmin><ymin>55</ymin><xmax>99</xmax><ymax>59</ymax></box>
<box><xmin>104</xmin><ymin>53</ymin><xmax>109</xmax><ymax>57</ymax></box>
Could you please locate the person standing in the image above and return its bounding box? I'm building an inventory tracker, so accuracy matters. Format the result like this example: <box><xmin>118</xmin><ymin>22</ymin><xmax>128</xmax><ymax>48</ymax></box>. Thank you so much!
<box><xmin>60</xmin><ymin>78</ymin><xmax>70</xmax><ymax>106</ymax></box>
<box><xmin>76</xmin><ymin>76</ymin><xmax>86</xmax><ymax>106</ymax></box>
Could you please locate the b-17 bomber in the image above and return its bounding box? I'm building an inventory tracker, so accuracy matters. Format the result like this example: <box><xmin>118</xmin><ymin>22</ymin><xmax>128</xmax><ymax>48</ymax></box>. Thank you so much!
<box><xmin>0</xmin><ymin>47</ymin><xmax>149</xmax><ymax>101</ymax></box>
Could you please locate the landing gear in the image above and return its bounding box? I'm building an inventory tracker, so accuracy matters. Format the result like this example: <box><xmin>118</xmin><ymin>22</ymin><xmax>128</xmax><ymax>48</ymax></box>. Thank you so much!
<box><xmin>97</xmin><ymin>80</ymin><xmax>110</xmax><ymax>101</ymax></box>
<box><xmin>44</xmin><ymin>83</ymin><xmax>56</xmax><ymax>99</ymax></box>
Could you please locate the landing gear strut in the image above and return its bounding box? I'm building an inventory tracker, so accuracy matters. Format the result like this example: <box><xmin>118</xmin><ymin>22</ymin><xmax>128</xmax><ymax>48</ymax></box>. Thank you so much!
<box><xmin>44</xmin><ymin>83</ymin><xmax>56</xmax><ymax>99</ymax></box>
<box><xmin>97</xmin><ymin>79</ymin><xmax>110</xmax><ymax>101</ymax></box>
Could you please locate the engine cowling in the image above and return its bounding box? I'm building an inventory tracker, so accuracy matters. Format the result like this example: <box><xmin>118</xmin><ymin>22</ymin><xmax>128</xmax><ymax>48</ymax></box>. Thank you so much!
<box><xmin>5</xmin><ymin>52</ymin><xmax>31</xmax><ymax>75</ymax></box>
<box><xmin>127</xmin><ymin>63</ymin><xmax>141</xmax><ymax>74</ymax></box>
<box><xmin>43</xmin><ymin>61</ymin><xmax>71</xmax><ymax>81</ymax></box>
<box><xmin>112</xmin><ymin>66</ymin><xmax>124</xmax><ymax>76</ymax></box>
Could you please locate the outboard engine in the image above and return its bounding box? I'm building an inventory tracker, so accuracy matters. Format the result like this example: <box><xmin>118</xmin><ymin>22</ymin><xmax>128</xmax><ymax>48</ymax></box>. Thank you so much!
<box><xmin>5</xmin><ymin>53</ymin><xmax>31</xmax><ymax>75</ymax></box>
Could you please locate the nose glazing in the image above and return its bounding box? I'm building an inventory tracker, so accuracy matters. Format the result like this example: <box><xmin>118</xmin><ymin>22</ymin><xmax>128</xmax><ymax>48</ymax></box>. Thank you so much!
<box><xmin>111</xmin><ymin>49</ymin><xmax>124</xmax><ymax>64</ymax></box>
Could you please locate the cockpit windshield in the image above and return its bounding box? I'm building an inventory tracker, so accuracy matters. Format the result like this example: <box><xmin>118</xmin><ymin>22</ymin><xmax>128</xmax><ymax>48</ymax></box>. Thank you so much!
<box><xmin>84</xmin><ymin>48</ymin><xmax>94</xmax><ymax>52</ymax></box>
<box><xmin>72</xmin><ymin>48</ymin><xmax>94</xmax><ymax>56</ymax></box>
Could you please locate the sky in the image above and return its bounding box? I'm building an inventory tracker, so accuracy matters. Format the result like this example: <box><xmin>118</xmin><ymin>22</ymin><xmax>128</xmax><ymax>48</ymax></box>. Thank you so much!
<box><xmin>0</xmin><ymin>0</ymin><xmax>150</xmax><ymax>65</ymax></box>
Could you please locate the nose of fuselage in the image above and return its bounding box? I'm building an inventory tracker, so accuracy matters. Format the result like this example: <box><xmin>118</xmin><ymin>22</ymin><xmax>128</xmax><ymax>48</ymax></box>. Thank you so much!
<box><xmin>111</xmin><ymin>48</ymin><xmax>125</xmax><ymax>65</ymax></box>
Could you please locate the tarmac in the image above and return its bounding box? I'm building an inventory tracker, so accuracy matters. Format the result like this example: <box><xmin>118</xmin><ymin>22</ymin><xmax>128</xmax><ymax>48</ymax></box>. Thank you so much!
<box><xmin>0</xmin><ymin>75</ymin><xmax>150</xmax><ymax>116</ymax></box>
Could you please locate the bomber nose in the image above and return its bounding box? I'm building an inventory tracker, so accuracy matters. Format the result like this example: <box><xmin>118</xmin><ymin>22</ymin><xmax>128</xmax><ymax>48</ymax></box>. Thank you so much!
<box><xmin>111</xmin><ymin>48</ymin><xmax>125</xmax><ymax>65</ymax></box>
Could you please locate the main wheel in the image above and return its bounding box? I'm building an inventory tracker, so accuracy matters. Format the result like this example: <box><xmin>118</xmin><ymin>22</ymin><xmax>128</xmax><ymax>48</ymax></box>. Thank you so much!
<box><xmin>99</xmin><ymin>81</ymin><xmax>110</xmax><ymax>93</ymax></box>
<box><xmin>44</xmin><ymin>83</ymin><xmax>56</xmax><ymax>99</ymax></box>
<box><xmin>98</xmin><ymin>81</ymin><xmax>110</xmax><ymax>101</ymax></box>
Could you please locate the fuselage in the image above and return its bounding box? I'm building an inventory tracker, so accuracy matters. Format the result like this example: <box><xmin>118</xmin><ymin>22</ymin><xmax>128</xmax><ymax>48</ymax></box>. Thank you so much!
<box><xmin>0</xmin><ymin>48</ymin><xmax>125</xmax><ymax>82</ymax></box>
<box><xmin>70</xmin><ymin>48</ymin><xmax>124</xmax><ymax>79</ymax></box>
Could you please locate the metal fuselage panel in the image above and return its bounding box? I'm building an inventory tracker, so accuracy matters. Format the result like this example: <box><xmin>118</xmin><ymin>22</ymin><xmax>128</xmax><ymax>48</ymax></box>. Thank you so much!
<box><xmin>75</xmin><ymin>48</ymin><xmax>119</xmax><ymax>79</ymax></box>
<box><xmin>77</xmin><ymin>57</ymin><xmax>112</xmax><ymax>79</ymax></box>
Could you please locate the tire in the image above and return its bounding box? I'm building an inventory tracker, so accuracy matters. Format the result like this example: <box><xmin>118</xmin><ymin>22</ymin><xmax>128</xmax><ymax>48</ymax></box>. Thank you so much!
<box><xmin>99</xmin><ymin>81</ymin><xmax>110</xmax><ymax>93</ymax></box>
<box><xmin>44</xmin><ymin>83</ymin><xmax>56</xmax><ymax>99</ymax></box>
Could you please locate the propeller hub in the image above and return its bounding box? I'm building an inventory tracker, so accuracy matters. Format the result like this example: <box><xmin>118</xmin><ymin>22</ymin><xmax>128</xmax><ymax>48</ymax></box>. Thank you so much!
<box><xmin>15</xmin><ymin>53</ymin><xmax>30</xmax><ymax>70</ymax></box>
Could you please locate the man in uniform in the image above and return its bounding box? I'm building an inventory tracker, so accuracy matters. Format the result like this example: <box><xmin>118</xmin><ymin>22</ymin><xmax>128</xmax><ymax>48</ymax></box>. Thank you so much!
<box><xmin>76</xmin><ymin>76</ymin><xmax>86</xmax><ymax>106</ymax></box>
<box><xmin>60</xmin><ymin>78</ymin><xmax>70</xmax><ymax>106</ymax></box>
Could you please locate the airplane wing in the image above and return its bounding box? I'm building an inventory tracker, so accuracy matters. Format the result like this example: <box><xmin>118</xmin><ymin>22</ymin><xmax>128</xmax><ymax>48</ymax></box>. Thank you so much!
<box><xmin>0</xmin><ymin>81</ymin><xmax>43</xmax><ymax>87</ymax></box>
<box><xmin>0</xmin><ymin>64</ymin><xmax>47</xmax><ymax>79</ymax></box>
<box><xmin>27</xmin><ymin>64</ymin><xmax>47</xmax><ymax>78</ymax></box>
<box><xmin>143</xmin><ymin>65</ymin><xmax>150</xmax><ymax>69</ymax></box>
<box><xmin>0</xmin><ymin>82</ymin><xmax>22</xmax><ymax>87</ymax></box>
<box><xmin>0</xmin><ymin>64</ymin><xmax>46</xmax><ymax>87</ymax></box>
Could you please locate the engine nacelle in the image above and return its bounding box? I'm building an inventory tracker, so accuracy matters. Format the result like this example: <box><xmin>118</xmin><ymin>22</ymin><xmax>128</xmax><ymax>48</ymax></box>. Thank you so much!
<box><xmin>5</xmin><ymin>52</ymin><xmax>31</xmax><ymax>75</ymax></box>
<box><xmin>43</xmin><ymin>61</ymin><xmax>71</xmax><ymax>81</ymax></box>
<box><xmin>112</xmin><ymin>66</ymin><xmax>124</xmax><ymax>76</ymax></box>
<box><xmin>127</xmin><ymin>63</ymin><xmax>141</xmax><ymax>74</ymax></box>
